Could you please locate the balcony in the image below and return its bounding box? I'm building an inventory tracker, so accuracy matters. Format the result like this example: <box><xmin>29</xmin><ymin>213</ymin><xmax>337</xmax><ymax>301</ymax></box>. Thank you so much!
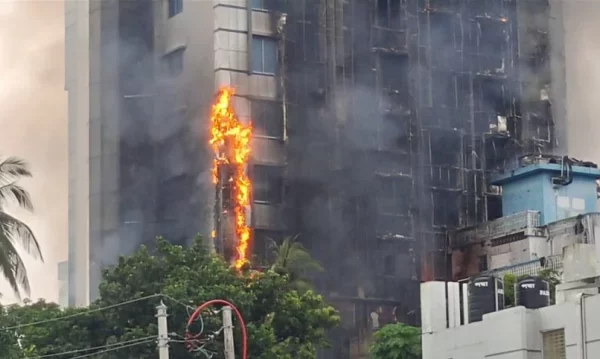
<box><xmin>449</xmin><ymin>210</ymin><xmax>541</xmax><ymax>248</ymax></box>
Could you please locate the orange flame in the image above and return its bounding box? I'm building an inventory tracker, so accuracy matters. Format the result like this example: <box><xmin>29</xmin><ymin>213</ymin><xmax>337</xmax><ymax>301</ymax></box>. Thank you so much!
<box><xmin>210</xmin><ymin>87</ymin><xmax>252</xmax><ymax>270</ymax></box>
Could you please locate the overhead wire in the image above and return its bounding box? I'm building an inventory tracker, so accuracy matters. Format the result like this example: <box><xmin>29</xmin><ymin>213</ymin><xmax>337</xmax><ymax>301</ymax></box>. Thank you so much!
<box><xmin>2</xmin><ymin>293</ymin><xmax>192</xmax><ymax>332</ymax></box>
<box><xmin>2</xmin><ymin>293</ymin><xmax>210</xmax><ymax>358</ymax></box>
<box><xmin>28</xmin><ymin>335</ymin><xmax>157</xmax><ymax>359</ymax></box>
<box><xmin>62</xmin><ymin>339</ymin><xmax>155</xmax><ymax>359</ymax></box>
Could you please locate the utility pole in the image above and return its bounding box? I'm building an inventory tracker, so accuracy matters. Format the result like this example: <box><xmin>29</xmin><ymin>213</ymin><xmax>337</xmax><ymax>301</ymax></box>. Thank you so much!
<box><xmin>156</xmin><ymin>301</ymin><xmax>170</xmax><ymax>359</ymax></box>
<box><xmin>223</xmin><ymin>306</ymin><xmax>235</xmax><ymax>359</ymax></box>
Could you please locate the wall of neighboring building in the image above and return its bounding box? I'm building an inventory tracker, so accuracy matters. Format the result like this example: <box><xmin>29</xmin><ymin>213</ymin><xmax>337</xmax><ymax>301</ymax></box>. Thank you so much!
<box><xmin>422</xmin><ymin>282</ymin><xmax>600</xmax><ymax>359</ymax></box>
<box><xmin>65</xmin><ymin>0</ymin><xmax>90</xmax><ymax>307</ymax></box>
<box><xmin>57</xmin><ymin>261</ymin><xmax>69</xmax><ymax>308</ymax></box>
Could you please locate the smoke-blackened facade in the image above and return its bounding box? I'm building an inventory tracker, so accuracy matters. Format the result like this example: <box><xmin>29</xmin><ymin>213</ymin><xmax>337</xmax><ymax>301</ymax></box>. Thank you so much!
<box><xmin>67</xmin><ymin>0</ymin><xmax>563</xmax><ymax>356</ymax></box>
<box><xmin>279</xmin><ymin>0</ymin><xmax>561</xmax><ymax>356</ymax></box>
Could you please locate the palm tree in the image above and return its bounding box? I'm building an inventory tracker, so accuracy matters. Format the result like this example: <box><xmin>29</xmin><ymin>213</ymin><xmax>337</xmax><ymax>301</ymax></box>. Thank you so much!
<box><xmin>0</xmin><ymin>156</ymin><xmax>43</xmax><ymax>298</ymax></box>
<box><xmin>269</xmin><ymin>234</ymin><xmax>324</xmax><ymax>292</ymax></box>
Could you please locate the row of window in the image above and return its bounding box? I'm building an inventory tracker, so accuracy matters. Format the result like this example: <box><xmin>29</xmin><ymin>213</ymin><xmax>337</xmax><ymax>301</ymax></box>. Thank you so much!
<box><xmin>162</xmin><ymin>36</ymin><xmax>277</xmax><ymax>76</ymax></box>
<box><xmin>169</xmin><ymin>0</ymin><xmax>271</xmax><ymax>18</ymax></box>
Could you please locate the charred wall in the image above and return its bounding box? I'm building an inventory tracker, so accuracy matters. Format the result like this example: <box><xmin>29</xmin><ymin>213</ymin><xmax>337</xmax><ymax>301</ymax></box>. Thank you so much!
<box><xmin>282</xmin><ymin>0</ymin><xmax>558</xmax><ymax>356</ymax></box>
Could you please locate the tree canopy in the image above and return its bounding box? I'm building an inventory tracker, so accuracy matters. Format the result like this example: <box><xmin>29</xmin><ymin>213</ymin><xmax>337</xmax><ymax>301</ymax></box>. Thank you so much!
<box><xmin>0</xmin><ymin>156</ymin><xmax>43</xmax><ymax>298</ymax></box>
<box><xmin>369</xmin><ymin>323</ymin><xmax>421</xmax><ymax>359</ymax></box>
<box><xmin>269</xmin><ymin>235</ymin><xmax>324</xmax><ymax>293</ymax></box>
<box><xmin>0</xmin><ymin>237</ymin><xmax>339</xmax><ymax>358</ymax></box>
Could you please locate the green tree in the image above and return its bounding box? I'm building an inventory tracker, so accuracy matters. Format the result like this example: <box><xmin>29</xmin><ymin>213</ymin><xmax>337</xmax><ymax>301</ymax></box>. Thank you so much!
<box><xmin>269</xmin><ymin>235</ymin><xmax>324</xmax><ymax>292</ymax></box>
<box><xmin>370</xmin><ymin>323</ymin><xmax>421</xmax><ymax>359</ymax></box>
<box><xmin>0</xmin><ymin>156</ymin><xmax>43</xmax><ymax>298</ymax></box>
<box><xmin>538</xmin><ymin>268</ymin><xmax>561</xmax><ymax>305</ymax></box>
<box><xmin>0</xmin><ymin>237</ymin><xmax>339</xmax><ymax>359</ymax></box>
<box><xmin>503</xmin><ymin>273</ymin><xmax>521</xmax><ymax>307</ymax></box>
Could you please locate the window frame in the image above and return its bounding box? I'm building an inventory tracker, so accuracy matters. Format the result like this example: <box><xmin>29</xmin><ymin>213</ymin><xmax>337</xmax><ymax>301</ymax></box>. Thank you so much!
<box><xmin>251</xmin><ymin>100</ymin><xmax>284</xmax><ymax>139</ymax></box>
<box><xmin>252</xmin><ymin>165</ymin><xmax>284</xmax><ymax>204</ymax></box>
<box><xmin>542</xmin><ymin>328</ymin><xmax>566</xmax><ymax>359</ymax></box>
<box><xmin>251</xmin><ymin>36</ymin><xmax>278</xmax><ymax>75</ymax></box>
<box><xmin>168</xmin><ymin>0</ymin><xmax>183</xmax><ymax>18</ymax></box>
<box><xmin>165</xmin><ymin>48</ymin><xmax>185</xmax><ymax>77</ymax></box>
<box><xmin>251</xmin><ymin>0</ymin><xmax>269</xmax><ymax>11</ymax></box>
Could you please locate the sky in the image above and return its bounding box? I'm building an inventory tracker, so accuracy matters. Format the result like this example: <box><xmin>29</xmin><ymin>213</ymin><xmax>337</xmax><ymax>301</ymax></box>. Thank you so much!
<box><xmin>0</xmin><ymin>0</ymin><xmax>597</xmax><ymax>304</ymax></box>
<box><xmin>0</xmin><ymin>0</ymin><xmax>67</xmax><ymax>303</ymax></box>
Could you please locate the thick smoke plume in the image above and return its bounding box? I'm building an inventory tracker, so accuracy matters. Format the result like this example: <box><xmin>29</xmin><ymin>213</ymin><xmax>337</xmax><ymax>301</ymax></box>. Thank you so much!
<box><xmin>0</xmin><ymin>0</ymin><xmax>66</xmax><ymax>303</ymax></box>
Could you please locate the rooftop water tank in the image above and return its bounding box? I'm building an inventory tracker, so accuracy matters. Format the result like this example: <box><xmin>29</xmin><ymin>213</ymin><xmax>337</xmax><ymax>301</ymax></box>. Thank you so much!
<box><xmin>468</xmin><ymin>275</ymin><xmax>504</xmax><ymax>323</ymax></box>
<box><xmin>516</xmin><ymin>276</ymin><xmax>550</xmax><ymax>309</ymax></box>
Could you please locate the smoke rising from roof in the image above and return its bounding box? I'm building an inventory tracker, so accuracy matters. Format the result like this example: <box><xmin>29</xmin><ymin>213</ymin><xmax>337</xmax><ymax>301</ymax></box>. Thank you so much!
<box><xmin>0</xmin><ymin>0</ymin><xmax>67</xmax><ymax>303</ymax></box>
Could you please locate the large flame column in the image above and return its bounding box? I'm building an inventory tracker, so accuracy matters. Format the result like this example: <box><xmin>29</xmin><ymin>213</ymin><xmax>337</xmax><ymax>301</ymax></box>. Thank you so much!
<box><xmin>210</xmin><ymin>87</ymin><xmax>253</xmax><ymax>269</ymax></box>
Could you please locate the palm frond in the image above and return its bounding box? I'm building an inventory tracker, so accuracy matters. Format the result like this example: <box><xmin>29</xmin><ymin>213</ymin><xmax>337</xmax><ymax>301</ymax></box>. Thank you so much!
<box><xmin>0</xmin><ymin>157</ymin><xmax>32</xmax><ymax>183</ymax></box>
<box><xmin>269</xmin><ymin>235</ymin><xmax>324</xmax><ymax>293</ymax></box>
<box><xmin>0</xmin><ymin>230</ymin><xmax>29</xmax><ymax>298</ymax></box>
<box><xmin>0</xmin><ymin>182</ymin><xmax>34</xmax><ymax>211</ymax></box>
<box><xmin>0</xmin><ymin>212</ymin><xmax>43</xmax><ymax>261</ymax></box>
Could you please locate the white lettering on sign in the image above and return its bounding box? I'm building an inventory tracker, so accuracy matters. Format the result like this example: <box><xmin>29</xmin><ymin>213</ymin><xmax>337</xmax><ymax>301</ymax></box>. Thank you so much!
<box><xmin>521</xmin><ymin>283</ymin><xmax>535</xmax><ymax>289</ymax></box>
<box><xmin>540</xmin><ymin>290</ymin><xmax>550</xmax><ymax>296</ymax></box>
<box><xmin>474</xmin><ymin>282</ymin><xmax>488</xmax><ymax>287</ymax></box>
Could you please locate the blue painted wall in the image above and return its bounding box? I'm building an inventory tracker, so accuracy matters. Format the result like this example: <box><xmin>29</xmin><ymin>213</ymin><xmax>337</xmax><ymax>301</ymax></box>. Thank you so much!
<box><xmin>492</xmin><ymin>164</ymin><xmax>600</xmax><ymax>225</ymax></box>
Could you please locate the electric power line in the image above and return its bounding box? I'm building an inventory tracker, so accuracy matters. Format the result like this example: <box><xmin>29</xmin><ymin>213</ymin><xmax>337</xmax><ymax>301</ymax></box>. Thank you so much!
<box><xmin>64</xmin><ymin>338</ymin><xmax>155</xmax><ymax>359</ymax></box>
<box><xmin>2</xmin><ymin>293</ymin><xmax>191</xmax><ymax>332</ymax></box>
<box><xmin>2</xmin><ymin>294</ymin><xmax>162</xmax><ymax>331</ymax></box>
<box><xmin>29</xmin><ymin>335</ymin><xmax>157</xmax><ymax>359</ymax></box>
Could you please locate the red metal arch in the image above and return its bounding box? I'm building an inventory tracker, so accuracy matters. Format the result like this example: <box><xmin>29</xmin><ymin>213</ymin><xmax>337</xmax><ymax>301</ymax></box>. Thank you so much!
<box><xmin>185</xmin><ymin>299</ymin><xmax>248</xmax><ymax>359</ymax></box>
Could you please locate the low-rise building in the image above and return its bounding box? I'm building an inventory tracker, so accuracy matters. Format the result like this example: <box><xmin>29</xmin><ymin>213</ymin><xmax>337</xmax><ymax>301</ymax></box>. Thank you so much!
<box><xmin>449</xmin><ymin>155</ymin><xmax>600</xmax><ymax>280</ymax></box>
<box><xmin>422</xmin><ymin>281</ymin><xmax>600</xmax><ymax>359</ymax></box>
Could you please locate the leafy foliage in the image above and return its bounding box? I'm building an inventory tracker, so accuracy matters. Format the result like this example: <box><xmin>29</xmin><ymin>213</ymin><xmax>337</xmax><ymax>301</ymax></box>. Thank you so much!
<box><xmin>538</xmin><ymin>268</ymin><xmax>561</xmax><ymax>305</ymax></box>
<box><xmin>0</xmin><ymin>156</ymin><xmax>43</xmax><ymax>298</ymax></box>
<box><xmin>269</xmin><ymin>235</ymin><xmax>324</xmax><ymax>292</ymax></box>
<box><xmin>503</xmin><ymin>273</ymin><xmax>522</xmax><ymax>307</ymax></box>
<box><xmin>369</xmin><ymin>323</ymin><xmax>421</xmax><ymax>359</ymax></box>
<box><xmin>0</xmin><ymin>237</ymin><xmax>339</xmax><ymax>358</ymax></box>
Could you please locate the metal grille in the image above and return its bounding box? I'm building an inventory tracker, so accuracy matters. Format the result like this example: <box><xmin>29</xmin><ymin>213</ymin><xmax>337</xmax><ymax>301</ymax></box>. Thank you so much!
<box><xmin>450</xmin><ymin>210</ymin><xmax>541</xmax><ymax>247</ymax></box>
<box><xmin>482</xmin><ymin>255</ymin><xmax>563</xmax><ymax>278</ymax></box>
<box><xmin>542</xmin><ymin>329</ymin><xmax>566</xmax><ymax>359</ymax></box>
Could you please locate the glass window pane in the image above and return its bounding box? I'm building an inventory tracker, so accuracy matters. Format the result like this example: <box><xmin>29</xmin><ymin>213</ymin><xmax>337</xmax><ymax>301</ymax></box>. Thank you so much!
<box><xmin>251</xmin><ymin>0</ymin><xmax>265</xmax><ymax>10</ymax></box>
<box><xmin>251</xmin><ymin>38</ymin><xmax>264</xmax><ymax>73</ymax></box>
<box><xmin>263</xmin><ymin>38</ymin><xmax>277</xmax><ymax>74</ymax></box>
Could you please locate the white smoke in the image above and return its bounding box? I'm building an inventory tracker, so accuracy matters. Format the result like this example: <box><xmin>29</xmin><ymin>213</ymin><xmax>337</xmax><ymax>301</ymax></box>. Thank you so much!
<box><xmin>0</xmin><ymin>0</ymin><xmax>66</xmax><ymax>303</ymax></box>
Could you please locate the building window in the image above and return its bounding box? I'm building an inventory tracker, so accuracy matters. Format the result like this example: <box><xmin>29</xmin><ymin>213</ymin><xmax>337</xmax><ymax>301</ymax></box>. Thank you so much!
<box><xmin>168</xmin><ymin>0</ymin><xmax>183</xmax><ymax>17</ymax></box>
<box><xmin>384</xmin><ymin>255</ymin><xmax>395</xmax><ymax>276</ymax></box>
<box><xmin>251</xmin><ymin>100</ymin><xmax>283</xmax><ymax>138</ymax></box>
<box><xmin>542</xmin><ymin>329</ymin><xmax>566</xmax><ymax>359</ymax></box>
<box><xmin>251</xmin><ymin>0</ymin><xmax>269</xmax><ymax>10</ymax></box>
<box><xmin>251</xmin><ymin>36</ymin><xmax>277</xmax><ymax>75</ymax></box>
<box><xmin>165</xmin><ymin>48</ymin><xmax>184</xmax><ymax>76</ymax></box>
<box><xmin>376</xmin><ymin>176</ymin><xmax>411</xmax><ymax>215</ymax></box>
<box><xmin>478</xmin><ymin>255</ymin><xmax>488</xmax><ymax>272</ymax></box>
<box><xmin>253</xmin><ymin>165</ymin><xmax>283</xmax><ymax>203</ymax></box>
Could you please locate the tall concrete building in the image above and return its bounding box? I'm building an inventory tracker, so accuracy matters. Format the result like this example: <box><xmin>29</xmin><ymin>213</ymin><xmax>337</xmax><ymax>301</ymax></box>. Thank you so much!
<box><xmin>66</xmin><ymin>0</ymin><xmax>567</xmax><ymax>357</ymax></box>
<box><xmin>65</xmin><ymin>0</ymin><xmax>285</xmax><ymax>306</ymax></box>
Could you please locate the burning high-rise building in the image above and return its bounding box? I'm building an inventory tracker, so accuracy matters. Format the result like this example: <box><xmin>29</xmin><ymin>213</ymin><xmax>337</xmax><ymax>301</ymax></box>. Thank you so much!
<box><xmin>66</xmin><ymin>0</ymin><xmax>565</xmax><ymax>356</ymax></box>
